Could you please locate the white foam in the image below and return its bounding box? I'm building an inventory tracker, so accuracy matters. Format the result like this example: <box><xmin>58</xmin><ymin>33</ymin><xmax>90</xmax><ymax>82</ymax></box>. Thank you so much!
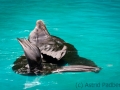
<box><xmin>24</xmin><ymin>81</ymin><xmax>40</xmax><ymax>89</ymax></box>
<box><xmin>5</xmin><ymin>79</ymin><xmax>8</xmax><ymax>80</ymax></box>
<box><xmin>23</xmin><ymin>77</ymin><xmax>41</xmax><ymax>89</ymax></box>
<box><xmin>54</xmin><ymin>28</ymin><xmax>58</xmax><ymax>31</ymax></box>
<box><xmin>107</xmin><ymin>64</ymin><xmax>113</xmax><ymax>67</ymax></box>
<box><xmin>11</xmin><ymin>38</ymin><xmax>16</xmax><ymax>41</ymax></box>
<box><xmin>24</xmin><ymin>30</ymin><xmax>30</xmax><ymax>32</ymax></box>
<box><xmin>10</xmin><ymin>80</ymin><xmax>13</xmax><ymax>81</ymax></box>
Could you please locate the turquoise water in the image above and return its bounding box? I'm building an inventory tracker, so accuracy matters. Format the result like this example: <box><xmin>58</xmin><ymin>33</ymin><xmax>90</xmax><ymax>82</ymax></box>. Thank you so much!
<box><xmin>0</xmin><ymin>0</ymin><xmax>120</xmax><ymax>90</ymax></box>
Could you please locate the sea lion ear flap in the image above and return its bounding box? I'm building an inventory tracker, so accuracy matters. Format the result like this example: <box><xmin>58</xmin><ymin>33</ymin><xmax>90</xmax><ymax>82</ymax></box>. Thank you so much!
<box><xmin>28</xmin><ymin>20</ymin><xmax>51</xmax><ymax>45</ymax></box>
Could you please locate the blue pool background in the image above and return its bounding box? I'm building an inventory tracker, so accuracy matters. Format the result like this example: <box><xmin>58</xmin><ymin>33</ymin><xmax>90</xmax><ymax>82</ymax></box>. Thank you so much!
<box><xmin>0</xmin><ymin>0</ymin><xmax>120</xmax><ymax>90</ymax></box>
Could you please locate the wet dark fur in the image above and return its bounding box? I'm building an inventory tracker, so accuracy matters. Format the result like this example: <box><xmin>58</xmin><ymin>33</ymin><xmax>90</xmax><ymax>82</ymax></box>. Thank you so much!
<box><xmin>12</xmin><ymin>36</ymin><xmax>98</xmax><ymax>75</ymax></box>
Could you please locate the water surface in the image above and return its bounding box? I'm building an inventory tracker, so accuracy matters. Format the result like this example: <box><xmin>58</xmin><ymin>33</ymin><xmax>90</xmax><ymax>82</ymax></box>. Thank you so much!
<box><xmin>0</xmin><ymin>0</ymin><xmax>120</xmax><ymax>90</ymax></box>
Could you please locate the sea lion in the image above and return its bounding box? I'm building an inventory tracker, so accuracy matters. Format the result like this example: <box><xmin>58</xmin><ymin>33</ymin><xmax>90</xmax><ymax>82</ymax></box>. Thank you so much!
<box><xmin>12</xmin><ymin>20</ymin><xmax>101</xmax><ymax>75</ymax></box>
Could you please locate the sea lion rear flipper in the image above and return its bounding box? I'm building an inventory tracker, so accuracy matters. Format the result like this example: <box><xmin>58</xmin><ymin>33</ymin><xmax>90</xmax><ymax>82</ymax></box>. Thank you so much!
<box><xmin>52</xmin><ymin>65</ymin><xmax>101</xmax><ymax>73</ymax></box>
<box><xmin>17</xmin><ymin>38</ymin><xmax>42</xmax><ymax>70</ymax></box>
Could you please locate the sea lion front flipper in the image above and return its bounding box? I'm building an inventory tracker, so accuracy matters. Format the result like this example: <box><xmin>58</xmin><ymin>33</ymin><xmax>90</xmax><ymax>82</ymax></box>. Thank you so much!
<box><xmin>17</xmin><ymin>38</ymin><xmax>42</xmax><ymax>70</ymax></box>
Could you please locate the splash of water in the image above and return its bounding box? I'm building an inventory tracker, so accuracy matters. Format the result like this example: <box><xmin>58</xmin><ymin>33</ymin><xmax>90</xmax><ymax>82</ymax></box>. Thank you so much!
<box><xmin>23</xmin><ymin>77</ymin><xmax>42</xmax><ymax>89</ymax></box>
